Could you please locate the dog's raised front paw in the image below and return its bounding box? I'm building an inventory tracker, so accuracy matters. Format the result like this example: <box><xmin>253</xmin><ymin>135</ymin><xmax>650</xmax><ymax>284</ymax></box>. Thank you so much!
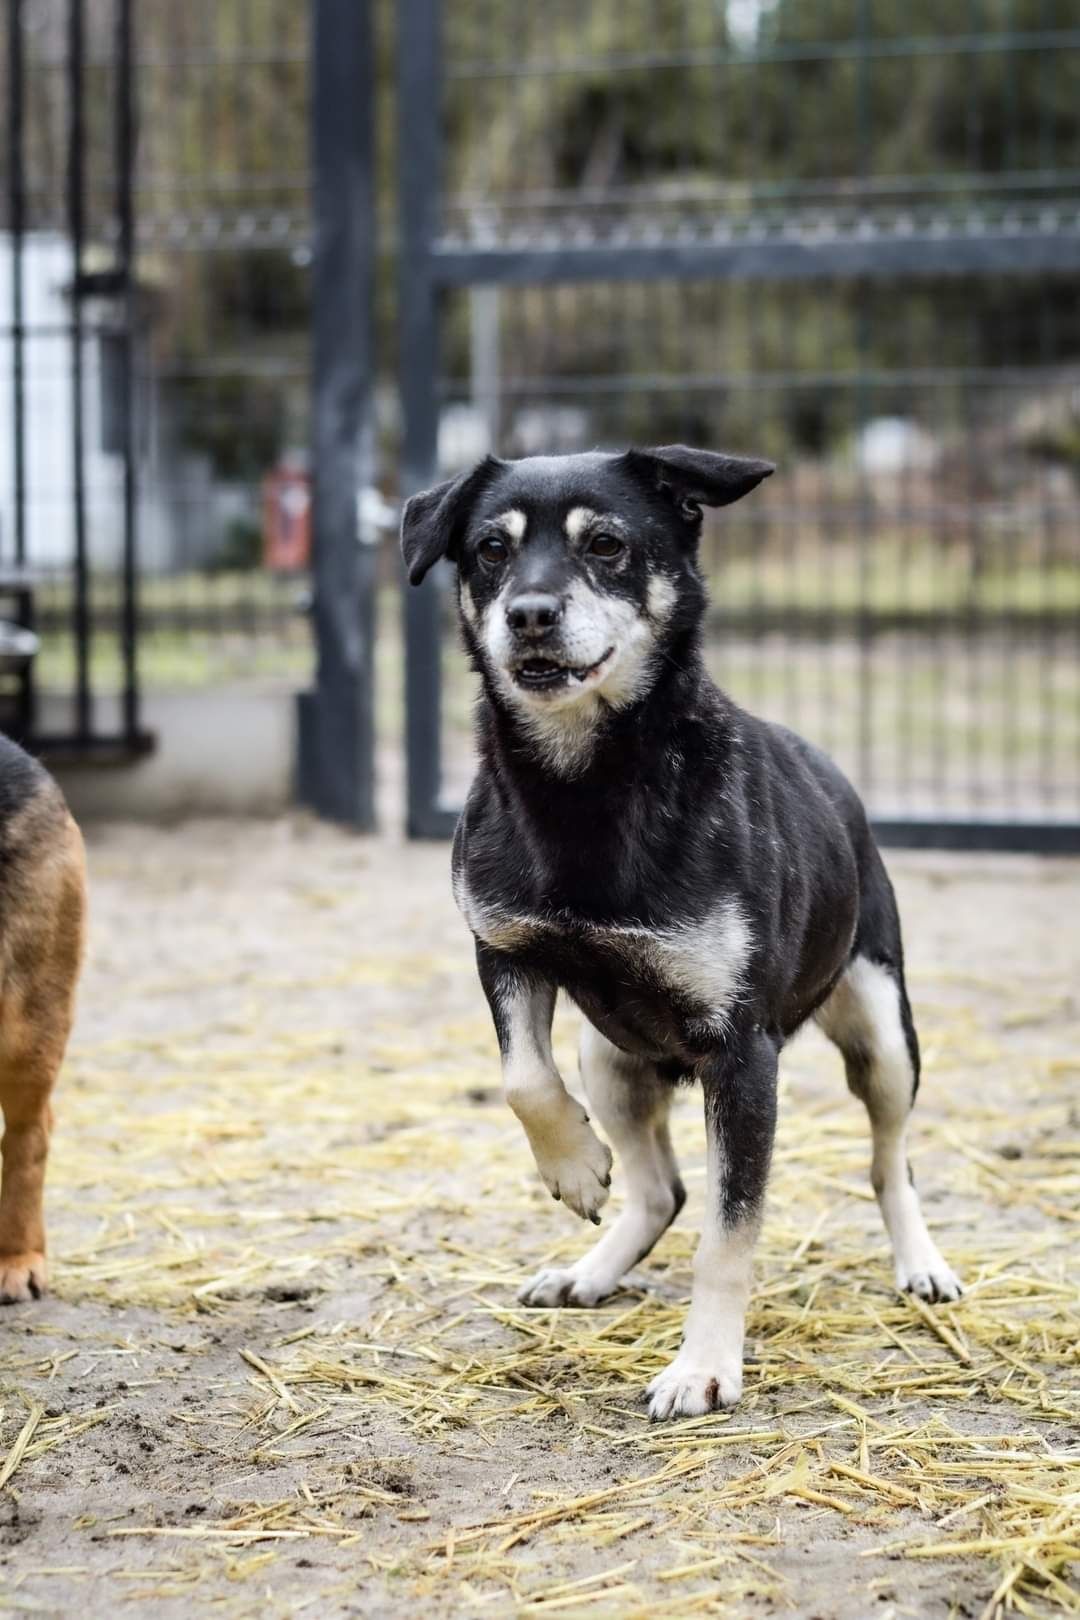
<box><xmin>517</xmin><ymin>1265</ymin><xmax>612</xmax><ymax>1308</ymax></box>
<box><xmin>646</xmin><ymin>1354</ymin><xmax>742</xmax><ymax>1421</ymax></box>
<box><xmin>529</xmin><ymin>1103</ymin><xmax>613</xmax><ymax>1223</ymax></box>
<box><xmin>0</xmin><ymin>1251</ymin><xmax>47</xmax><ymax>1304</ymax></box>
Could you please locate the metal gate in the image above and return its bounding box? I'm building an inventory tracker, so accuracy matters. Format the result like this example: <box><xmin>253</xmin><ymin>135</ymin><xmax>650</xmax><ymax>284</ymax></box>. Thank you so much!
<box><xmin>397</xmin><ymin>0</ymin><xmax>1080</xmax><ymax>850</ymax></box>
<box><xmin>2</xmin><ymin>0</ymin><xmax>149</xmax><ymax>761</ymax></box>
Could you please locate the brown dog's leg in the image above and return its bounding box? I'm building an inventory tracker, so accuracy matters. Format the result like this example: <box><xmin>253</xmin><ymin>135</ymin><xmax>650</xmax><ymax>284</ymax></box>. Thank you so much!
<box><xmin>0</xmin><ymin>798</ymin><xmax>85</xmax><ymax>1303</ymax></box>
<box><xmin>0</xmin><ymin>1085</ymin><xmax>55</xmax><ymax>1301</ymax></box>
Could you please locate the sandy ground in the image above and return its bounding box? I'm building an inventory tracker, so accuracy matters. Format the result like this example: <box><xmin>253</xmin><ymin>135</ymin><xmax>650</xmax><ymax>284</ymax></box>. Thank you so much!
<box><xmin>0</xmin><ymin>818</ymin><xmax>1076</xmax><ymax>1618</ymax></box>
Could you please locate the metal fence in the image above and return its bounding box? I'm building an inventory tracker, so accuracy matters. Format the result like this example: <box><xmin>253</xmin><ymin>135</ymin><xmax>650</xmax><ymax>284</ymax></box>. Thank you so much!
<box><xmin>401</xmin><ymin>0</ymin><xmax>1080</xmax><ymax>848</ymax></box>
<box><xmin>4</xmin><ymin>2</ymin><xmax>1080</xmax><ymax>844</ymax></box>
<box><xmin>1</xmin><ymin>0</ymin><xmax>314</xmax><ymax>761</ymax></box>
<box><xmin>2</xmin><ymin>0</ymin><xmax>146</xmax><ymax>756</ymax></box>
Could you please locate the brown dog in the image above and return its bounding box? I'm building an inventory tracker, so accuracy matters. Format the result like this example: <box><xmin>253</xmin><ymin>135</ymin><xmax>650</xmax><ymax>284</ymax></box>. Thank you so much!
<box><xmin>0</xmin><ymin>735</ymin><xmax>85</xmax><ymax>1303</ymax></box>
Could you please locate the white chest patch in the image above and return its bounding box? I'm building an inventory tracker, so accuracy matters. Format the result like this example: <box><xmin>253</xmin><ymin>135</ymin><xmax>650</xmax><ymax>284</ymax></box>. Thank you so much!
<box><xmin>456</xmin><ymin>877</ymin><xmax>752</xmax><ymax>1035</ymax></box>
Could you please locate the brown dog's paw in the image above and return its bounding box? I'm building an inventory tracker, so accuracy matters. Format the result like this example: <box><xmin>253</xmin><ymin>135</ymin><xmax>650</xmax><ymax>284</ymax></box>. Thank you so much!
<box><xmin>0</xmin><ymin>1252</ymin><xmax>47</xmax><ymax>1303</ymax></box>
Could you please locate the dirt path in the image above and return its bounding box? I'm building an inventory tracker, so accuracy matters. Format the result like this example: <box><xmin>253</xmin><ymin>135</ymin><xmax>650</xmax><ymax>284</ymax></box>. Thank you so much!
<box><xmin>0</xmin><ymin>819</ymin><xmax>1076</xmax><ymax>1618</ymax></box>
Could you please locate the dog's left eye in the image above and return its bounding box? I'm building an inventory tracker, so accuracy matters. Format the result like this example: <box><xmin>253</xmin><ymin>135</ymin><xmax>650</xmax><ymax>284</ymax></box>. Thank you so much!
<box><xmin>588</xmin><ymin>532</ymin><xmax>624</xmax><ymax>560</ymax></box>
<box><xmin>477</xmin><ymin>536</ymin><xmax>509</xmax><ymax>566</ymax></box>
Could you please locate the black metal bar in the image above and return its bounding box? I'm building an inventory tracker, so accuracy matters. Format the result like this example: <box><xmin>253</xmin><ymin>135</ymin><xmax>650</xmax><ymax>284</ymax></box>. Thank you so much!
<box><xmin>297</xmin><ymin>0</ymin><xmax>377</xmax><ymax>829</ymax></box>
<box><xmin>67</xmin><ymin>0</ymin><xmax>91</xmax><ymax>740</ymax></box>
<box><xmin>872</xmin><ymin>820</ymin><xmax>1080</xmax><ymax>855</ymax></box>
<box><xmin>115</xmin><ymin>0</ymin><xmax>139</xmax><ymax>745</ymax></box>
<box><xmin>33</xmin><ymin>731</ymin><xmax>155</xmax><ymax>766</ymax></box>
<box><xmin>7</xmin><ymin>0</ymin><xmax>26</xmax><ymax>568</ymax></box>
<box><xmin>7</xmin><ymin>0</ymin><xmax>34</xmax><ymax>741</ymax></box>
<box><xmin>399</xmin><ymin>0</ymin><xmax>446</xmax><ymax>838</ymax></box>
<box><xmin>854</xmin><ymin>280</ymin><xmax>873</xmax><ymax>800</ymax></box>
<box><xmin>409</xmin><ymin>803</ymin><xmax>1080</xmax><ymax>853</ymax></box>
<box><xmin>428</xmin><ymin>229</ymin><xmax>1080</xmax><ymax>287</ymax></box>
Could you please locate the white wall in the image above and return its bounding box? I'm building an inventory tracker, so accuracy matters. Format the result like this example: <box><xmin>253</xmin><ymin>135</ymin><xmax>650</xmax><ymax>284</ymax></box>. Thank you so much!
<box><xmin>0</xmin><ymin>231</ymin><xmax>208</xmax><ymax>574</ymax></box>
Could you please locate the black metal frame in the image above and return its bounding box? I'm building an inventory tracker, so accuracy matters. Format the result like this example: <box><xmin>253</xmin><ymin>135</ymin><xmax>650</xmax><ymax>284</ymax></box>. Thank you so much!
<box><xmin>397</xmin><ymin>0</ymin><xmax>1080</xmax><ymax>852</ymax></box>
<box><xmin>297</xmin><ymin>0</ymin><xmax>378</xmax><ymax>829</ymax></box>
<box><xmin>429</xmin><ymin>227</ymin><xmax>1080</xmax><ymax>289</ymax></box>
<box><xmin>3</xmin><ymin>0</ymin><xmax>150</xmax><ymax>762</ymax></box>
<box><xmin>5</xmin><ymin>0</ymin><xmax>32</xmax><ymax>743</ymax></box>
<box><xmin>399</xmin><ymin>1</ymin><xmax>454</xmax><ymax>838</ymax></box>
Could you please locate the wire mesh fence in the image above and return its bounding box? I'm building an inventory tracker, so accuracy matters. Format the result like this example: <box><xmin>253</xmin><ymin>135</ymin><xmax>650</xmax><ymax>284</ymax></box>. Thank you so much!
<box><xmin>421</xmin><ymin>0</ymin><xmax>1080</xmax><ymax>832</ymax></box>
<box><xmin>434</xmin><ymin>272</ymin><xmax>1080</xmax><ymax>822</ymax></box>
<box><xmin>438</xmin><ymin>0</ymin><xmax>1080</xmax><ymax>242</ymax></box>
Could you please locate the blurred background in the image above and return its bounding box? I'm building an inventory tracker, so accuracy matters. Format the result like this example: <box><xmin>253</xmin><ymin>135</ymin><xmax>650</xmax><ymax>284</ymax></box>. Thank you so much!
<box><xmin>1</xmin><ymin>0</ymin><xmax>1078</xmax><ymax>841</ymax></box>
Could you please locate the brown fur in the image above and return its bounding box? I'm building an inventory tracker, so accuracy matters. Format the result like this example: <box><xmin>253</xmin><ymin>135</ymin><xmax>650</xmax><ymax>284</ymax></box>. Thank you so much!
<box><xmin>0</xmin><ymin>778</ymin><xmax>86</xmax><ymax>1302</ymax></box>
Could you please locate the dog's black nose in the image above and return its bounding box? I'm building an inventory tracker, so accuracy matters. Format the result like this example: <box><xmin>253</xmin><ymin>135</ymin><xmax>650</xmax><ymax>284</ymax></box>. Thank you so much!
<box><xmin>505</xmin><ymin>592</ymin><xmax>562</xmax><ymax>639</ymax></box>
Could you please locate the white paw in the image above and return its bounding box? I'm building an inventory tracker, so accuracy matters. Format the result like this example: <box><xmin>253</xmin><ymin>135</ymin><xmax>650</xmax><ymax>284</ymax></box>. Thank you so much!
<box><xmin>517</xmin><ymin>1266</ymin><xmax>613</xmax><ymax>1308</ymax></box>
<box><xmin>646</xmin><ymin>1354</ymin><xmax>743</xmax><ymax>1421</ymax></box>
<box><xmin>530</xmin><ymin>1104</ymin><xmax>613</xmax><ymax>1223</ymax></box>
<box><xmin>898</xmin><ymin>1256</ymin><xmax>964</xmax><ymax>1304</ymax></box>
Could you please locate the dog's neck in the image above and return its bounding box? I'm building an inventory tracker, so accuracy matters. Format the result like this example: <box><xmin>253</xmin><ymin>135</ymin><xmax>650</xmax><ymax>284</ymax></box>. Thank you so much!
<box><xmin>473</xmin><ymin>639</ymin><xmax>735</xmax><ymax>918</ymax></box>
<box><xmin>477</xmin><ymin>633</ymin><xmax>723</xmax><ymax>796</ymax></box>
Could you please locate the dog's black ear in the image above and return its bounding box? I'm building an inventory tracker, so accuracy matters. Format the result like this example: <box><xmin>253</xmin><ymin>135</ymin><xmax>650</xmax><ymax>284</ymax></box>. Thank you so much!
<box><xmin>400</xmin><ymin>457</ymin><xmax>500</xmax><ymax>586</ymax></box>
<box><xmin>625</xmin><ymin>445</ymin><xmax>774</xmax><ymax>512</ymax></box>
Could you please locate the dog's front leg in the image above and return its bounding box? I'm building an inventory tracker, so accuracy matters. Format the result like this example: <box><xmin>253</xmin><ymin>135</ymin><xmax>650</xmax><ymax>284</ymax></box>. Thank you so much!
<box><xmin>647</xmin><ymin>1027</ymin><xmax>779</xmax><ymax>1419</ymax></box>
<box><xmin>476</xmin><ymin>943</ymin><xmax>612</xmax><ymax>1223</ymax></box>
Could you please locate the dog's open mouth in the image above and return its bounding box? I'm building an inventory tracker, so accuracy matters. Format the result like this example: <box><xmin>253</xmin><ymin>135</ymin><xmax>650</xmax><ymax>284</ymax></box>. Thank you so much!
<box><xmin>512</xmin><ymin>648</ymin><xmax>615</xmax><ymax>691</ymax></box>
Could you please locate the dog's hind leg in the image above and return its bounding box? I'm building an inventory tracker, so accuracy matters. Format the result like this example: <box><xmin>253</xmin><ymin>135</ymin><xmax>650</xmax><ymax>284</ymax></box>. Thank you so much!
<box><xmin>519</xmin><ymin>1021</ymin><xmax>684</xmax><ymax>1307</ymax></box>
<box><xmin>817</xmin><ymin>949</ymin><xmax>961</xmax><ymax>1303</ymax></box>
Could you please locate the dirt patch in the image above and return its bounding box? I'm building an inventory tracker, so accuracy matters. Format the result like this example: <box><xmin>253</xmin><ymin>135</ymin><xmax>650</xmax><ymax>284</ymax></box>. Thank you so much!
<box><xmin>0</xmin><ymin>818</ymin><xmax>1075</xmax><ymax>1617</ymax></box>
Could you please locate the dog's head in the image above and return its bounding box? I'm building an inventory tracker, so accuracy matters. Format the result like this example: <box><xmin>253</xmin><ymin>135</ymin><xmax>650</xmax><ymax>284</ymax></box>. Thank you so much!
<box><xmin>401</xmin><ymin>446</ymin><xmax>772</xmax><ymax>748</ymax></box>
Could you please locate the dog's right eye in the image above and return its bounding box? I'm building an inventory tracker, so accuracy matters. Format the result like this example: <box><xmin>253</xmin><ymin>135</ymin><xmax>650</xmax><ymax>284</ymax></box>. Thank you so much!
<box><xmin>477</xmin><ymin>536</ymin><xmax>509</xmax><ymax>567</ymax></box>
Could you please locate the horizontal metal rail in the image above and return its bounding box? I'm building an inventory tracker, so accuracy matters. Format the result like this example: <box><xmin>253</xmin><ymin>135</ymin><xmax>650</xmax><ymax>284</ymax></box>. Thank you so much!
<box><xmin>411</xmin><ymin>805</ymin><xmax>1080</xmax><ymax>854</ymax></box>
<box><xmin>873</xmin><ymin>820</ymin><xmax>1080</xmax><ymax>854</ymax></box>
<box><xmin>448</xmin><ymin>30</ymin><xmax>1080</xmax><ymax>78</ymax></box>
<box><xmin>431</xmin><ymin>224</ymin><xmax>1080</xmax><ymax>287</ymax></box>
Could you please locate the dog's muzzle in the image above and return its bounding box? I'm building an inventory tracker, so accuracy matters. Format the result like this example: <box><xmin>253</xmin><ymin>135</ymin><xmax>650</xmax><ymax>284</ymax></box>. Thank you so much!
<box><xmin>500</xmin><ymin>590</ymin><xmax>617</xmax><ymax>696</ymax></box>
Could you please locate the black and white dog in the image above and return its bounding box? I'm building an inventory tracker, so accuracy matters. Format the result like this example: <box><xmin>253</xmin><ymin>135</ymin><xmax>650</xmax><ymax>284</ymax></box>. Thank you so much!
<box><xmin>401</xmin><ymin>445</ymin><xmax>961</xmax><ymax>1421</ymax></box>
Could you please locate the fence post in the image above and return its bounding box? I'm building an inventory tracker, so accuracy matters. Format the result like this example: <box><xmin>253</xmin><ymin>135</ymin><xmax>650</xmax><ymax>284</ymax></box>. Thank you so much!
<box><xmin>399</xmin><ymin>0</ymin><xmax>457</xmax><ymax>838</ymax></box>
<box><xmin>115</xmin><ymin>0</ymin><xmax>139</xmax><ymax>748</ymax></box>
<box><xmin>298</xmin><ymin>0</ymin><xmax>377</xmax><ymax>828</ymax></box>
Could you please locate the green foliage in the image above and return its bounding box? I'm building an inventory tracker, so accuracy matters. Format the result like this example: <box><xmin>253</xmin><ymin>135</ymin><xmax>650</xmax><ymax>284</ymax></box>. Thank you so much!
<box><xmin>210</xmin><ymin>517</ymin><xmax>264</xmax><ymax>574</ymax></box>
<box><xmin>173</xmin><ymin>371</ymin><xmax>285</xmax><ymax>483</ymax></box>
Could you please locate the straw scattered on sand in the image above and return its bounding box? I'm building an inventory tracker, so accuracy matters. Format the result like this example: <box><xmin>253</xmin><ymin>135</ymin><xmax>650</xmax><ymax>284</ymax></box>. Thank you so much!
<box><xmin>0</xmin><ymin>835</ymin><xmax>1075</xmax><ymax>1617</ymax></box>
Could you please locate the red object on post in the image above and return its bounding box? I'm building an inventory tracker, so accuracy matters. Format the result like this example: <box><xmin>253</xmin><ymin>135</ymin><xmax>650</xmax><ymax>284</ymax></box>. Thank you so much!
<box><xmin>263</xmin><ymin>467</ymin><xmax>312</xmax><ymax>571</ymax></box>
